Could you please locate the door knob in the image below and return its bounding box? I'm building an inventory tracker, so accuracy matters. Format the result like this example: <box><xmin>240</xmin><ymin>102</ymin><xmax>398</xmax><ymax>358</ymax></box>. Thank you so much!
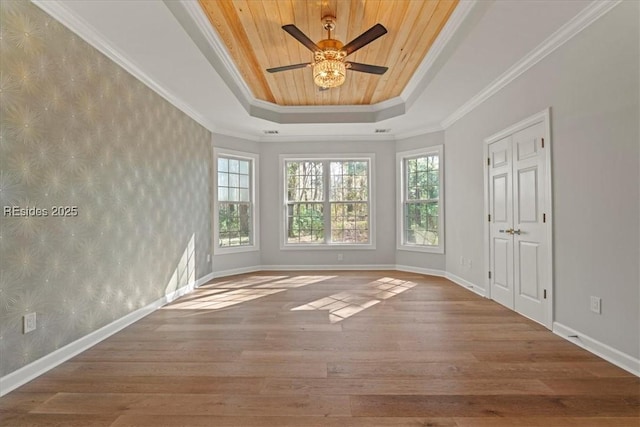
<box><xmin>512</xmin><ymin>229</ymin><xmax>521</xmax><ymax>235</ymax></box>
<box><xmin>505</xmin><ymin>228</ymin><xmax>514</xmax><ymax>234</ymax></box>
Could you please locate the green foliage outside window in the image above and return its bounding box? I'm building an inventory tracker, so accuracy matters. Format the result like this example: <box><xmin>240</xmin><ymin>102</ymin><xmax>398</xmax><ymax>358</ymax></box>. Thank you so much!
<box><xmin>218</xmin><ymin>156</ymin><xmax>252</xmax><ymax>247</ymax></box>
<box><xmin>405</xmin><ymin>155</ymin><xmax>439</xmax><ymax>246</ymax></box>
<box><xmin>286</xmin><ymin>160</ymin><xmax>369</xmax><ymax>244</ymax></box>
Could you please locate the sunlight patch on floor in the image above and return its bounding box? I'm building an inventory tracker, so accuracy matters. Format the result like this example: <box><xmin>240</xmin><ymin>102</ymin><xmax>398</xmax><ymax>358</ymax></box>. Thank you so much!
<box><xmin>165</xmin><ymin>288</ymin><xmax>285</xmax><ymax>310</ymax></box>
<box><xmin>255</xmin><ymin>275</ymin><xmax>336</xmax><ymax>289</ymax></box>
<box><xmin>291</xmin><ymin>277</ymin><xmax>417</xmax><ymax>323</ymax></box>
<box><xmin>162</xmin><ymin>275</ymin><xmax>335</xmax><ymax>311</ymax></box>
<box><xmin>203</xmin><ymin>275</ymin><xmax>289</xmax><ymax>289</ymax></box>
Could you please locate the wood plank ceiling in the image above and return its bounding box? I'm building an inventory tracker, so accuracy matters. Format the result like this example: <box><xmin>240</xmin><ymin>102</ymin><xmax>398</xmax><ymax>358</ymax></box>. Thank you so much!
<box><xmin>199</xmin><ymin>0</ymin><xmax>459</xmax><ymax>106</ymax></box>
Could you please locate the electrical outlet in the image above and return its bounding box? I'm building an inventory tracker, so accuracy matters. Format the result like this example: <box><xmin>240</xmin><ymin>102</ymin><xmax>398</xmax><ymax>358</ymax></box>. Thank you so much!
<box><xmin>23</xmin><ymin>312</ymin><xmax>36</xmax><ymax>334</ymax></box>
<box><xmin>459</xmin><ymin>256</ymin><xmax>465</xmax><ymax>266</ymax></box>
<box><xmin>337</xmin><ymin>253</ymin><xmax>343</xmax><ymax>261</ymax></box>
<box><xmin>206</xmin><ymin>254</ymin><xmax>211</xmax><ymax>263</ymax></box>
<box><xmin>590</xmin><ymin>296</ymin><xmax>601</xmax><ymax>314</ymax></box>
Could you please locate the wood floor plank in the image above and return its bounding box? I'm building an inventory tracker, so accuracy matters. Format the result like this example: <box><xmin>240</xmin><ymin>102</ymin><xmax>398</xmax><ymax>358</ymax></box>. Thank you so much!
<box><xmin>72</xmin><ymin>349</ymin><xmax>241</xmax><ymax>362</ymax></box>
<box><xmin>453</xmin><ymin>417</ymin><xmax>640</xmax><ymax>427</ymax></box>
<box><xmin>350</xmin><ymin>394</ymin><xmax>640</xmax><ymax>417</ymax></box>
<box><xmin>51</xmin><ymin>361</ymin><xmax>328</xmax><ymax>378</ymax></box>
<box><xmin>1</xmin><ymin>271</ymin><xmax>637</xmax><ymax>426</ymax></box>
<box><xmin>155</xmin><ymin>323</ymin><xmax>342</xmax><ymax>332</ymax></box>
<box><xmin>261</xmin><ymin>378</ymin><xmax>554</xmax><ymax>395</ymax></box>
<box><xmin>541</xmin><ymin>377</ymin><xmax>640</xmax><ymax>395</ymax></box>
<box><xmin>0</xmin><ymin>413</ymin><xmax>117</xmax><ymax>426</ymax></box>
<box><xmin>31</xmin><ymin>393</ymin><xmax>351</xmax><ymax>416</ymax></box>
<box><xmin>471</xmin><ymin>350</ymin><xmax>600</xmax><ymax>363</ymax></box>
<box><xmin>240</xmin><ymin>350</ymin><xmax>478</xmax><ymax>363</ymax></box>
<box><xmin>267</xmin><ymin>329</ymin><xmax>556</xmax><ymax>341</ymax></box>
<box><xmin>16</xmin><ymin>376</ymin><xmax>265</xmax><ymax>395</ymax></box>
<box><xmin>327</xmin><ymin>361</ymin><xmax>602</xmax><ymax>379</ymax></box>
<box><xmin>111</xmin><ymin>415</ymin><xmax>457</xmax><ymax>426</ymax></box>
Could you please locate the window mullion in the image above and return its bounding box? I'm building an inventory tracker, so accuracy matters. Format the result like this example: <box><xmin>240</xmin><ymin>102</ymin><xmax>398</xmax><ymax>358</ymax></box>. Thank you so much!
<box><xmin>323</xmin><ymin>160</ymin><xmax>331</xmax><ymax>244</ymax></box>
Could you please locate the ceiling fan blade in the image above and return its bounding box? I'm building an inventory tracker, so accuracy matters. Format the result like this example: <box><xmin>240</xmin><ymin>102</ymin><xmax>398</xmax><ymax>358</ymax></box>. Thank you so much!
<box><xmin>346</xmin><ymin>62</ymin><xmax>388</xmax><ymax>75</ymax></box>
<box><xmin>342</xmin><ymin>23</ymin><xmax>387</xmax><ymax>56</ymax></box>
<box><xmin>266</xmin><ymin>63</ymin><xmax>311</xmax><ymax>73</ymax></box>
<box><xmin>282</xmin><ymin>25</ymin><xmax>320</xmax><ymax>52</ymax></box>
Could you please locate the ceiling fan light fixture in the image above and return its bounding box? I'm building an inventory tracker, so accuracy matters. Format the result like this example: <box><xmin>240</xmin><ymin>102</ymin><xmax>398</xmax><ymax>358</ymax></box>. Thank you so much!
<box><xmin>313</xmin><ymin>59</ymin><xmax>346</xmax><ymax>88</ymax></box>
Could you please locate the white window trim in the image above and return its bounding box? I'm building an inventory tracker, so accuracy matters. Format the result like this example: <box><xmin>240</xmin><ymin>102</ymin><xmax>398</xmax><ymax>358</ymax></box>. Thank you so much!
<box><xmin>396</xmin><ymin>145</ymin><xmax>444</xmax><ymax>254</ymax></box>
<box><xmin>279</xmin><ymin>153</ymin><xmax>376</xmax><ymax>251</ymax></box>
<box><xmin>213</xmin><ymin>148</ymin><xmax>260</xmax><ymax>254</ymax></box>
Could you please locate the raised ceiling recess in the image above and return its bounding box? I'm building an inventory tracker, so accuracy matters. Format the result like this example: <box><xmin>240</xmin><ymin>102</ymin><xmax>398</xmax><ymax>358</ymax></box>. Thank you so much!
<box><xmin>198</xmin><ymin>0</ymin><xmax>459</xmax><ymax>107</ymax></box>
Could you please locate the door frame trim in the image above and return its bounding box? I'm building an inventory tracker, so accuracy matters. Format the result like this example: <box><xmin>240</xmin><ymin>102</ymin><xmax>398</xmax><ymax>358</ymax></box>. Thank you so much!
<box><xmin>483</xmin><ymin>108</ymin><xmax>553</xmax><ymax>329</ymax></box>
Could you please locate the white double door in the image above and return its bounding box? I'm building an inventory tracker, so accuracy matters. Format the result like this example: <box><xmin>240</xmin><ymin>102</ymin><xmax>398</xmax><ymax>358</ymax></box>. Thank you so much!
<box><xmin>487</xmin><ymin>118</ymin><xmax>551</xmax><ymax>328</ymax></box>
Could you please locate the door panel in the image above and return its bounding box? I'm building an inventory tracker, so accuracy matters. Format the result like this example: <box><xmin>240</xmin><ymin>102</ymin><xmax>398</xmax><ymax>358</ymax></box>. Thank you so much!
<box><xmin>488</xmin><ymin>137</ymin><xmax>513</xmax><ymax>309</ymax></box>
<box><xmin>516</xmin><ymin>133</ymin><xmax>539</xmax><ymax>160</ymax></box>
<box><xmin>493</xmin><ymin>238</ymin><xmax>510</xmax><ymax>291</ymax></box>
<box><xmin>493</xmin><ymin>174</ymin><xmax>508</xmax><ymax>222</ymax></box>
<box><xmin>492</xmin><ymin>147</ymin><xmax>509</xmax><ymax>167</ymax></box>
<box><xmin>518</xmin><ymin>241</ymin><xmax>539</xmax><ymax>300</ymax></box>
<box><xmin>487</xmin><ymin>119</ymin><xmax>549</xmax><ymax>327</ymax></box>
<box><xmin>518</xmin><ymin>167</ymin><xmax>538</xmax><ymax>223</ymax></box>
<box><xmin>513</xmin><ymin>122</ymin><xmax>547</xmax><ymax>324</ymax></box>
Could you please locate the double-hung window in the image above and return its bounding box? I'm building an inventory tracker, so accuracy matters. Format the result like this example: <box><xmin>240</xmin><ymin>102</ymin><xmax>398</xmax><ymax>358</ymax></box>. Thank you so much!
<box><xmin>397</xmin><ymin>146</ymin><xmax>444</xmax><ymax>253</ymax></box>
<box><xmin>282</xmin><ymin>155</ymin><xmax>374</xmax><ymax>248</ymax></box>
<box><xmin>214</xmin><ymin>148</ymin><xmax>259</xmax><ymax>253</ymax></box>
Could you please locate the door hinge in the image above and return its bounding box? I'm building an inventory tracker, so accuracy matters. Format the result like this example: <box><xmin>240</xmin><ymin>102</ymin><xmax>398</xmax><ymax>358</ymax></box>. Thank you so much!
<box><xmin>488</xmin><ymin>271</ymin><xmax>492</xmax><ymax>279</ymax></box>
<box><xmin>487</xmin><ymin>157</ymin><xmax>490</xmax><ymax>166</ymax></box>
<box><xmin>543</xmin><ymin>213</ymin><xmax>546</xmax><ymax>223</ymax></box>
<box><xmin>541</xmin><ymin>137</ymin><xmax>545</xmax><ymax>148</ymax></box>
<box><xmin>544</xmin><ymin>289</ymin><xmax>547</xmax><ymax>299</ymax></box>
<box><xmin>488</xmin><ymin>214</ymin><xmax>491</xmax><ymax>222</ymax></box>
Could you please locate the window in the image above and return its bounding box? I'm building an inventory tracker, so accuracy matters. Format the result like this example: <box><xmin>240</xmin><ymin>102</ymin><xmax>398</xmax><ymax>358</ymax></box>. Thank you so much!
<box><xmin>214</xmin><ymin>149</ymin><xmax>258</xmax><ymax>253</ymax></box>
<box><xmin>397</xmin><ymin>146</ymin><xmax>444</xmax><ymax>253</ymax></box>
<box><xmin>281</xmin><ymin>155</ymin><xmax>374</xmax><ymax>248</ymax></box>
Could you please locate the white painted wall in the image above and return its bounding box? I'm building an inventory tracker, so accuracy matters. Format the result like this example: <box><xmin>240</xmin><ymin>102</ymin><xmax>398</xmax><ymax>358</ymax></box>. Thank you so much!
<box><xmin>259</xmin><ymin>140</ymin><xmax>396</xmax><ymax>267</ymax></box>
<box><xmin>211</xmin><ymin>133</ymin><xmax>262</xmax><ymax>274</ymax></box>
<box><xmin>395</xmin><ymin>131</ymin><xmax>447</xmax><ymax>272</ymax></box>
<box><xmin>444</xmin><ymin>2</ymin><xmax>639</xmax><ymax>358</ymax></box>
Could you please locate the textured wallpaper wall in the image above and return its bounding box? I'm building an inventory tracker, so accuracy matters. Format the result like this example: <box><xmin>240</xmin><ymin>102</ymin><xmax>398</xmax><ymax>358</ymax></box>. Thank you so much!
<box><xmin>0</xmin><ymin>1</ymin><xmax>212</xmax><ymax>377</ymax></box>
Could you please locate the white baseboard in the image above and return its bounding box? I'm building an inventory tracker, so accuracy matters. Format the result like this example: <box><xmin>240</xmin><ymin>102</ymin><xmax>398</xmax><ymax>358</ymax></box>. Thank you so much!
<box><xmin>553</xmin><ymin>322</ymin><xmax>639</xmax><ymax>377</ymax></box>
<box><xmin>210</xmin><ymin>266</ymin><xmax>261</xmax><ymax>278</ymax></box>
<box><xmin>395</xmin><ymin>264</ymin><xmax>446</xmax><ymax>277</ymax></box>
<box><xmin>445</xmin><ymin>272</ymin><xmax>487</xmax><ymax>297</ymax></box>
<box><xmin>0</xmin><ymin>270</ymin><xmax>214</xmax><ymax>397</ymax></box>
<box><xmin>195</xmin><ymin>271</ymin><xmax>216</xmax><ymax>287</ymax></box>
<box><xmin>260</xmin><ymin>264</ymin><xmax>397</xmax><ymax>271</ymax></box>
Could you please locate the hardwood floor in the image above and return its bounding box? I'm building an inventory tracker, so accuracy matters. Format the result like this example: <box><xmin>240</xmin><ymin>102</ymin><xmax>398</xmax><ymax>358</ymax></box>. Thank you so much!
<box><xmin>1</xmin><ymin>271</ymin><xmax>638</xmax><ymax>426</ymax></box>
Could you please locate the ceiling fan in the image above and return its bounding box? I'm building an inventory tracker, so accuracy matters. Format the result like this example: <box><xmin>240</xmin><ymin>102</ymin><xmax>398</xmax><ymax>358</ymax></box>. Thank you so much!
<box><xmin>266</xmin><ymin>16</ymin><xmax>388</xmax><ymax>90</ymax></box>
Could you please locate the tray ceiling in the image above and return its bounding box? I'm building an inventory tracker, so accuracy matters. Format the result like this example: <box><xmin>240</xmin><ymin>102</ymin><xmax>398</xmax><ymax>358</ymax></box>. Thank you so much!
<box><xmin>198</xmin><ymin>0</ymin><xmax>459</xmax><ymax>107</ymax></box>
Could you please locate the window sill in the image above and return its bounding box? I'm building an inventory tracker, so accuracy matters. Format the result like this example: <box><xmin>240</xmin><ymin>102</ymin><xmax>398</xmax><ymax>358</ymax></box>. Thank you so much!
<box><xmin>214</xmin><ymin>245</ymin><xmax>260</xmax><ymax>255</ymax></box>
<box><xmin>281</xmin><ymin>243</ymin><xmax>376</xmax><ymax>251</ymax></box>
<box><xmin>397</xmin><ymin>245</ymin><xmax>444</xmax><ymax>254</ymax></box>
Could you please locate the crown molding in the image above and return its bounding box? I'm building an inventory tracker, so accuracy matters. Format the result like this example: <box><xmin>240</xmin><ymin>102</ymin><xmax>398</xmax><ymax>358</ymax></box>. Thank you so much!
<box><xmin>441</xmin><ymin>0</ymin><xmax>623</xmax><ymax>129</ymax></box>
<box><xmin>168</xmin><ymin>0</ymin><xmax>254</xmax><ymax>109</ymax></box>
<box><xmin>31</xmin><ymin>0</ymin><xmax>217</xmax><ymax>133</ymax></box>
<box><xmin>395</xmin><ymin>124</ymin><xmax>445</xmax><ymax>140</ymax></box>
<box><xmin>212</xmin><ymin>127</ymin><xmax>261</xmax><ymax>143</ymax></box>
<box><xmin>258</xmin><ymin>133</ymin><xmax>397</xmax><ymax>143</ymax></box>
